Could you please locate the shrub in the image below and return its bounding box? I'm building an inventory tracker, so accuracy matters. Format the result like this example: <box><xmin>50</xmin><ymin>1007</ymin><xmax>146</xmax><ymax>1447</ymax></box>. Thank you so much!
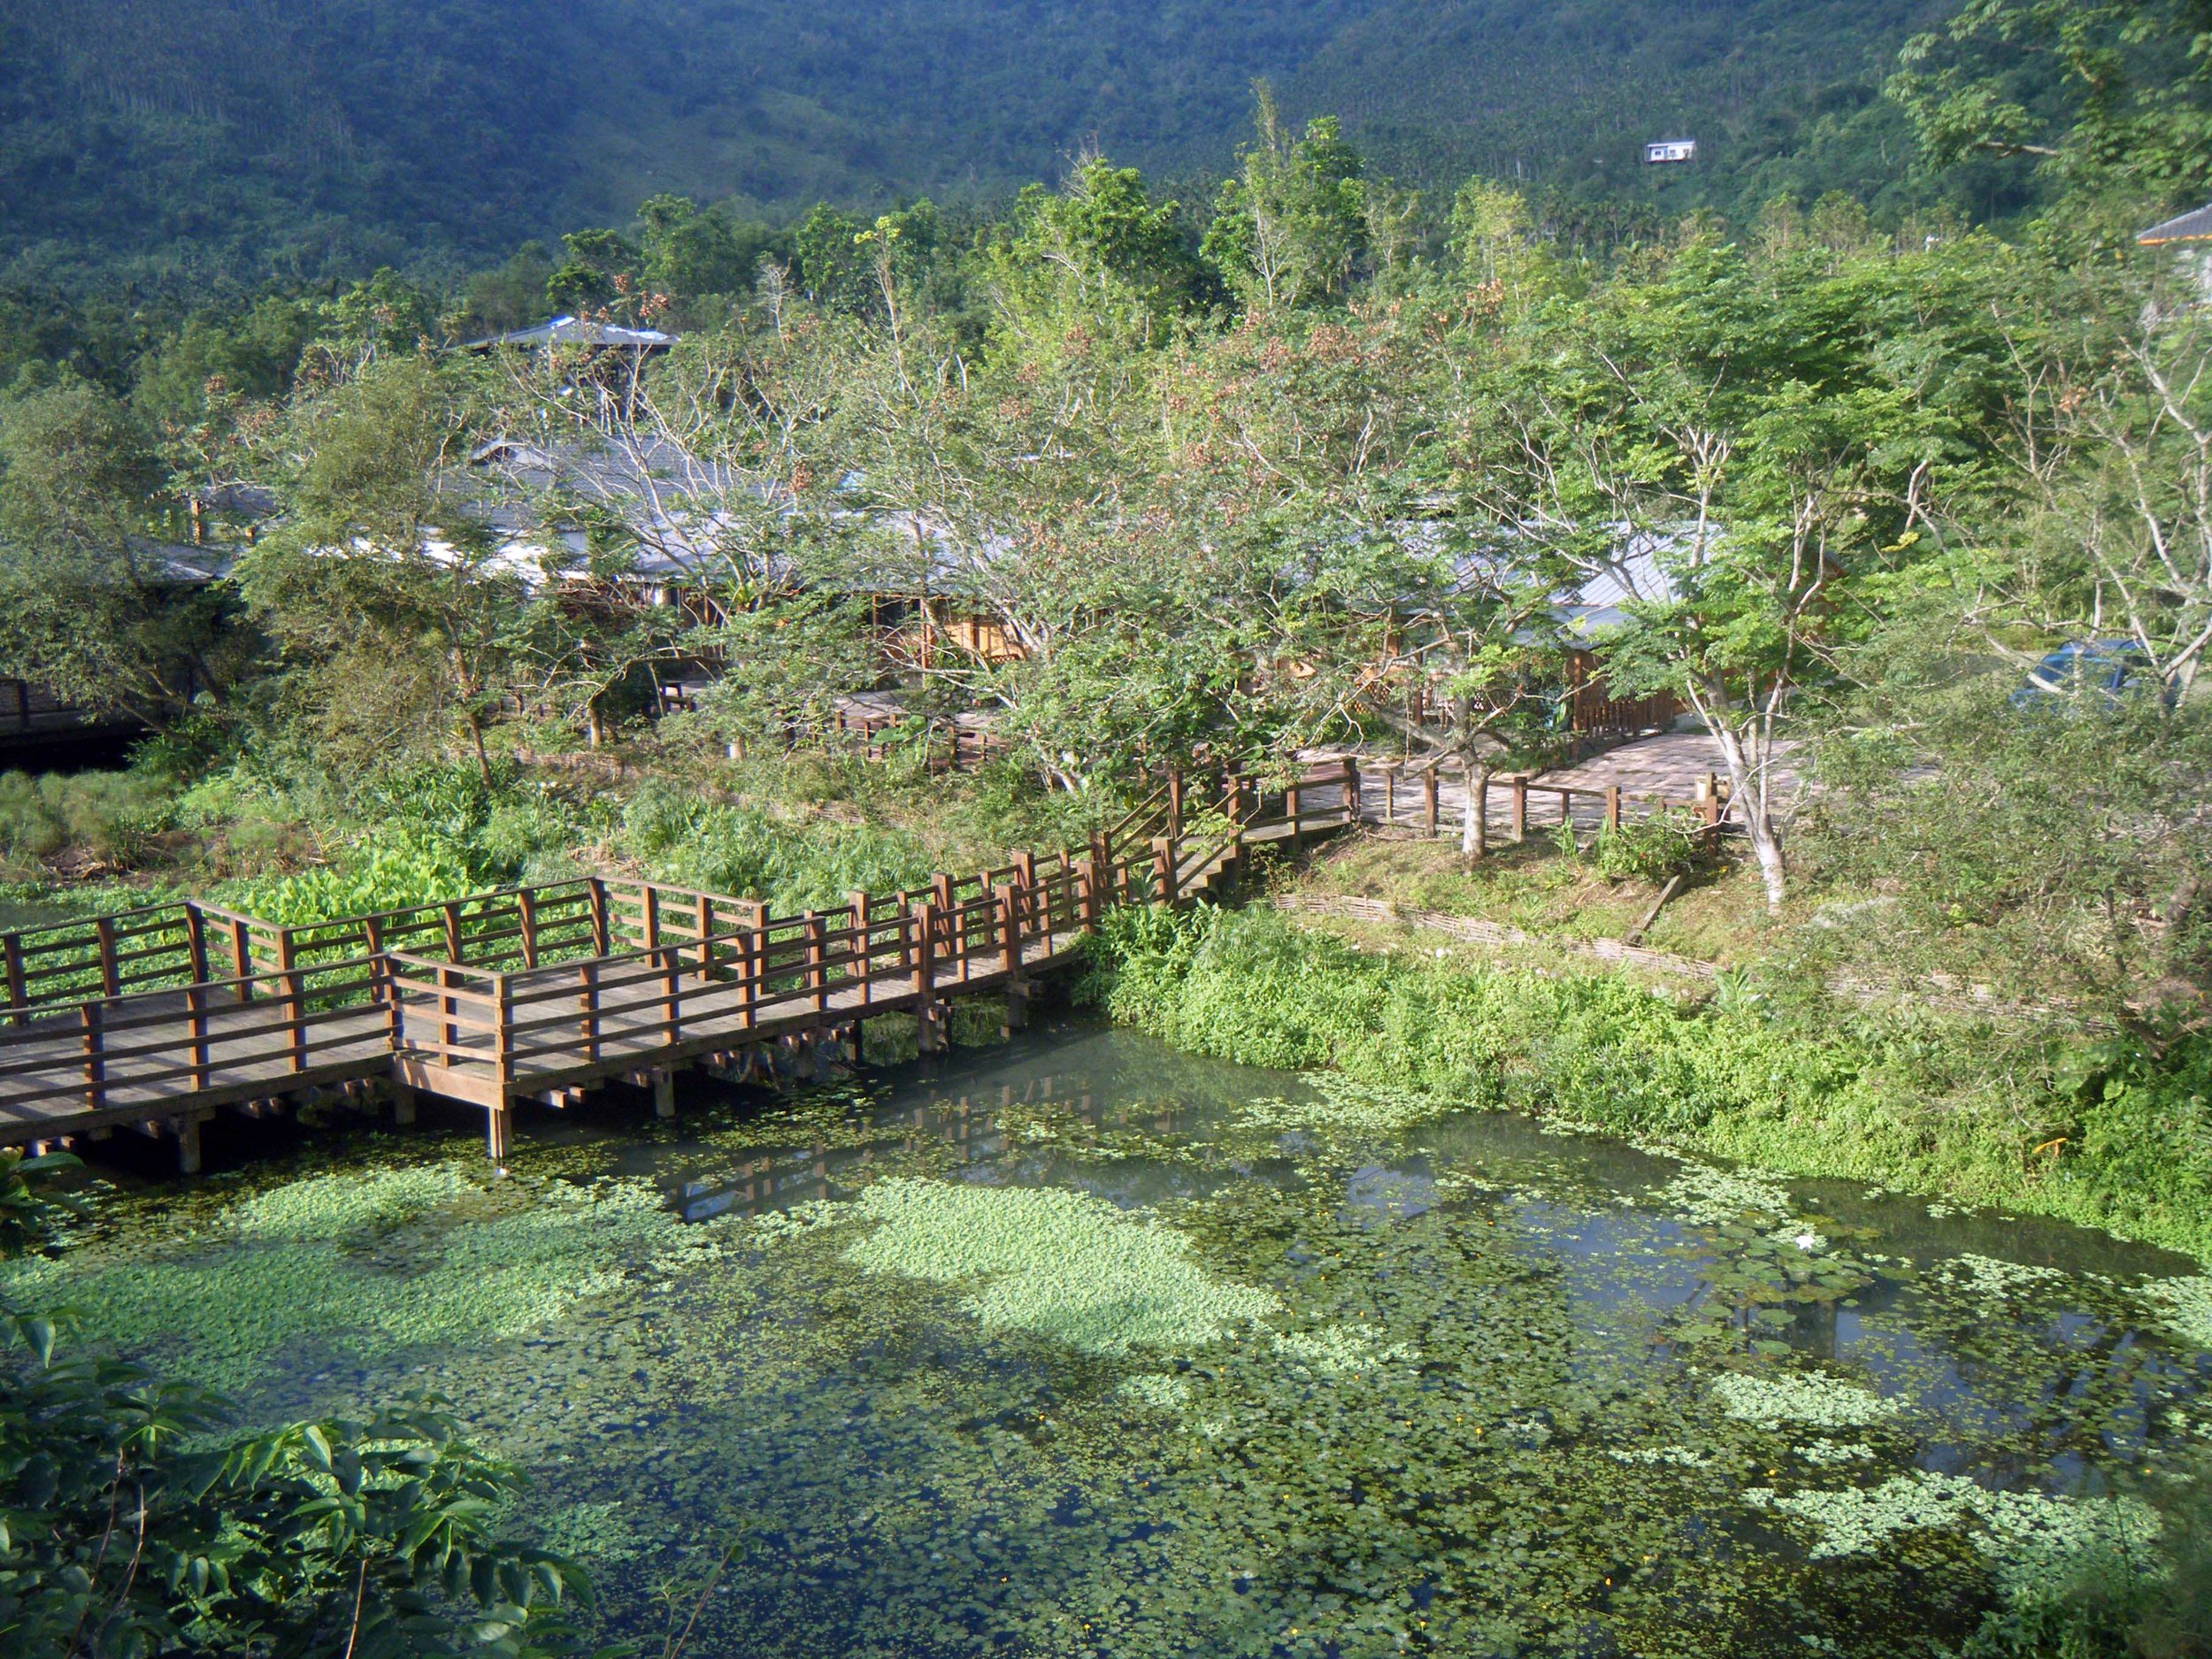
<box><xmin>1592</xmin><ymin>808</ymin><xmax>1703</xmax><ymax>882</ymax></box>
<box><xmin>620</xmin><ymin>782</ymin><xmax>935</xmax><ymax>914</ymax></box>
<box><xmin>0</xmin><ymin>770</ymin><xmax>173</xmax><ymax>870</ymax></box>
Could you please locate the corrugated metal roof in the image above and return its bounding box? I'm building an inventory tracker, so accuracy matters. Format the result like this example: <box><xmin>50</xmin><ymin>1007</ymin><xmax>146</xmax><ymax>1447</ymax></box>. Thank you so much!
<box><xmin>466</xmin><ymin>316</ymin><xmax>677</xmax><ymax>349</ymax></box>
<box><xmin>2139</xmin><ymin>204</ymin><xmax>2212</xmax><ymax>245</ymax></box>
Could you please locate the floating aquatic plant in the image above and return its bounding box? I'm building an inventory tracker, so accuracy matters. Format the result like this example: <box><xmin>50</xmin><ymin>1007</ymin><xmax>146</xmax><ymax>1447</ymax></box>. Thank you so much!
<box><xmin>1271</xmin><ymin>1322</ymin><xmax>1419</xmax><ymax>1379</ymax></box>
<box><xmin>1235</xmin><ymin>1074</ymin><xmax>1443</xmax><ymax>1136</ymax></box>
<box><xmin>1798</xmin><ymin>1440</ymin><xmax>1877</xmax><ymax>1465</ymax></box>
<box><xmin>216</xmin><ymin>1165</ymin><xmax>473</xmax><ymax>1242</ymax></box>
<box><xmin>1710</xmin><ymin>1369</ymin><xmax>1904</xmax><ymax>1430</ymax></box>
<box><xmin>1118</xmin><ymin>1372</ymin><xmax>1193</xmax><ymax>1410</ymax></box>
<box><xmin>1746</xmin><ymin>1471</ymin><xmax>2160</xmax><ymax>1581</ymax></box>
<box><xmin>1608</xmin><ymin>1445</ymin><xmax>1716</xmax><ymax>1469</ymax></box>
<box><xmin>1663</xmin><ymin>1162</ymin><xmax>1795</xmax><ymax>1226</ymax></box>
<box><xmin>841</xmin><ymin>1179</ymin><xmax>1279</xmax><ymax>1356</ymax></box>
<box><xmin>1939</xmin><ymin>1252</ymin><xmax>2069</xmax><ymax>1300</ymax></box>
<box><xmin>5</xmin><ymin>1166</ymin><xmax>728</xmax><ymax>1394</ymax></box>
<box><xmin>2143</xmin><ymin>1275</ymin><xmax>2212</xmax><ymax>1354</ymax></box>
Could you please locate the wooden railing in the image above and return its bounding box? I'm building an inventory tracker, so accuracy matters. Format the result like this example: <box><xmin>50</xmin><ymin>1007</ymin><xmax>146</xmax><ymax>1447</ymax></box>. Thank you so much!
<box><xmin>0</xmin><ymin>948</ymin><xmax>387</xmax><ymax>1116</ymax></box>
<box><xmin>1363</xmin><ymin>759</ymin><xmax>1732</xmax><ymax>842</ymax></box>
<box><xmin>0</xmin><ymin>759</ymin><xmax>1360</xmax><ymax>1125</ymax></box>
<box><xmin>383</xmin><ymin>854</ymin><xmax>1119</xmax><ymax>1095</ymax></box>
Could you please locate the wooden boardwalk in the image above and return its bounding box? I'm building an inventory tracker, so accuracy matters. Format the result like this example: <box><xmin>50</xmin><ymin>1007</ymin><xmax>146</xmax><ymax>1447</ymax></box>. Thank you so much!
<box><xmin>0</xmin><ymin>768</ymin><xmax>1357</xmax><ymax>1167</ymax></box>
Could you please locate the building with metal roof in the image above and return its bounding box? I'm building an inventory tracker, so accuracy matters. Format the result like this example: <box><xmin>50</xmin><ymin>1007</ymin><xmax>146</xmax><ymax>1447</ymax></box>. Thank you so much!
<box><xmin>2139</xmin><ymin>204</ymin><xmax>2212</xmax><ymax>246</ymax></box>
<box><xmin>464</xmin><ymin>316</ymin><xmax>677</xmax><ymax>351</ymax></box>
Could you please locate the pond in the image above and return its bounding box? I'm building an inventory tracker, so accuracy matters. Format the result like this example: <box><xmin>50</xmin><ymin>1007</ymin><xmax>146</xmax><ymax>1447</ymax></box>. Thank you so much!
<box><xmin>12</xmin><ymin>1018</ymin><xmax>2212</xmax><ymax>1658</ymax></box>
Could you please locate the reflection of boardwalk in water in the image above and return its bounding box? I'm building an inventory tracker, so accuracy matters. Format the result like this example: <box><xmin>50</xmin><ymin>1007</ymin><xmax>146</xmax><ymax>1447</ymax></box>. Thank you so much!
<box><xmin>671</xmin><ymin>1048</ymin><xmax>1219</xmax><ymax>1224</ymax></box>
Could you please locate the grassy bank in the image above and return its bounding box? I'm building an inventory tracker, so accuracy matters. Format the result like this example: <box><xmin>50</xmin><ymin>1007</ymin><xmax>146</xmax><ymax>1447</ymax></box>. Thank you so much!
<box><xmin>1082</xmin><ymin>903</ymin><xmax>2212</xmax><ymax>1265</ymax></box>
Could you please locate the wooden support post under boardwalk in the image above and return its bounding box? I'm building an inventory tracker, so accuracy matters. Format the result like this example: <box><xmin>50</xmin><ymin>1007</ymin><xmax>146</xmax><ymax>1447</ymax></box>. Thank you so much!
<box><xmin>653</xmin><ymin>1070</ymin><xmax>676</xmax><ymax>1120</ymax></box>
<box><xmin>393</xmin><ymin>1081</ymin><xmax>418</xmax><ymax>1126</ymax></box>
<box><xmin>912</xmin><ymin>902</ymin><xmax>945</xmax><ymax>1053</ymax></box>
<box><xmin>174</xmin><ymin>1115</ymin><xmax>202</xmax><ymax>1176</ymax></box>
<box><xmin>487</xmin><ymin>1105</ymin><xmax>511</xmax><ymax>1163</ymax></box>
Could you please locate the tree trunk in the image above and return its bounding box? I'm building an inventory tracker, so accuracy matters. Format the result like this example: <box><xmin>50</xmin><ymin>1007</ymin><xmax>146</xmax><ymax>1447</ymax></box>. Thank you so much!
<box><xmin>466</xmin><ymin>717</ymin><xmax>494</xmax><ymax>786</ymax></box>
<box><xmin>1460</xmin><ymin>762</ymin><xmax>1494</xmax><ymax>866</ymax></box>
<box><xmin>1710</xmin><ymin>724</ymin><xmax>1785</xmax><ymax>912</ymax></box>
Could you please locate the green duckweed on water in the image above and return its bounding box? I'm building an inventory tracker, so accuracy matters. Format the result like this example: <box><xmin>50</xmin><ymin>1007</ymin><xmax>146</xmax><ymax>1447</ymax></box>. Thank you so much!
<box><xmin>16</xmin><ymin>1024</ymin><xmax>2212</xmax><ymax>1656</ymax></box>
<box><xmin>841</xmin><ymin>1178</ymin><xmax>1280</xmax><ymax>1356</ymax></box>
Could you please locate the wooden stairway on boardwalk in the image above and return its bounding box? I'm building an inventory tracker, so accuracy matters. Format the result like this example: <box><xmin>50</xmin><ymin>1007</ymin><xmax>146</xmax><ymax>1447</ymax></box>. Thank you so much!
<box><xmin>0</xmin><ymin>764</ymin><xmax>1360</xmax><ymax>1167</ymax></box>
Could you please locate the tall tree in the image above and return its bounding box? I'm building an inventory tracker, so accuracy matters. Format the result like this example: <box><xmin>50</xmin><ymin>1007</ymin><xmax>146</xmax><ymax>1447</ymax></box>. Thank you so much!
<box><xmin>1202</xmin><ymin>86</ymin><xmax>1371</xmax><ymax>313</ymax></box>
<box><xmin>234</xmin><ymin>355</ymin><xmax>530</xmax><ymax>780</ymax></box>
<box><xmin>0</xmin><ymin>381</ymin><xmax>240</xmax><ymax>720</ymax></box>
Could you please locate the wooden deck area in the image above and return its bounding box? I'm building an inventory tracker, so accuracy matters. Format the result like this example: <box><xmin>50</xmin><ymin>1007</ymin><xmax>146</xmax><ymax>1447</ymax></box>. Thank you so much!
<box><xmin>0</xmin><ymin>766</ymin><xmax>1357</xmax><ymax>1168</ymax></box>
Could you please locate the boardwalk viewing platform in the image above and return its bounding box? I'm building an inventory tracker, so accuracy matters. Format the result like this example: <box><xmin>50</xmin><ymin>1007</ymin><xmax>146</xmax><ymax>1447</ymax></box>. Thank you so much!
<box><xmin>0</xmin><ymin>745</ymin><xmax>1740</xmax><ymax>1171</ymax></box>
<box><xmin>0</xmin><ymin>765</ymin><xmax>1362</xmax><ymax>1167</ymax></box>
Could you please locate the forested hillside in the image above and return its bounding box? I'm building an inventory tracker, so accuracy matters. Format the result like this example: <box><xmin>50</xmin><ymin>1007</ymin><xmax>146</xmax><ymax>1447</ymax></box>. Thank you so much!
<box><xmin>1</xmin><ymin>0</ymin><xmax>1950</xmax><ymax>287</ymax></box>
<box><xmin>1289</xmin><ymin>0</ymin><xmax>1978</xmax><ymax>219</ymax></box>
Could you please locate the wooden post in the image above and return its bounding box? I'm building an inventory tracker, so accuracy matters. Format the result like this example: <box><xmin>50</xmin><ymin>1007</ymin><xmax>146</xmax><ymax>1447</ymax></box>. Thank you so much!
<box><xmin>439</xmin><ymin>965</ymin><xmax>458</xmax><ymax>1069</ymax></box>
<box><xmin>662</xmin><ymin>945</ymin><xmax>682</xmax><ymax>1046</ymax></box>
<box><xmin>188</xmin><ymin>981</ymin><xmax>211</xmax><ymax>1090</ymax></box>
<box><xmin>1168</xmin><ymin>770</ymin><xmax>1185</xmax><ymax>837</ymax></box>
<box><xmin>805</xmin><ymin>912</ymin><xmax>827</xmax><ymax>1016</ymax></box>
<box><xmin>588</xmin><ymin>878</ymin><xmax>611</xmax><ymax>956</ymax></box>
<box><xmin>741</xmin><ymin>926</ymin><xmax>761</xmax><ymax>1031</ymax></box>
<box><xmin>3</xmin><ymin>931</ymin><xmax>24</xmax><ymax>1021</ymax></box>
<box><xmin>1340</xmin><ymin>758</ymin><xmax>1359</xmax><ymax>825</ymax></box>
<box><xmin>851</xmin><ymin>890</ymin><xmax>874</xmax><ymax>1005</ymax></box>
<box><xmin>517</xmin><ymin>888</ymin><xmax>540</xmax><ymax>969</ymax></box>
<box><xmin>487</xmin><ymin>1105</ymin><xmax>511</xmax><ymax>1164</ymax></box>
<box><xmin>1152</xmin><ymin>836</ymin><xmax>1178</xmax><ymax>907</ymax></box>
<box><xmin>392</xmin><ymin>1083</ymin><xmax>418</xmax><ymax>1126</ymax></box>
<box><xmin>1286</xmin><ymin>780</ymin><xmax>1302</xmax><ymax>851</ymax></box>
<box><xmin>95</xmin><ymin>915</ymin><xmax>119</xmax><ymax>998</ymax></box>
<box><xmin>1511</xmin><ymin>776</ymin><xmax>1528</xmax><ymax>844</ymax></box>
<box><xmin>1000</xmin><ymin>886</ymin><xmax>1021</xmax><ymax>977</ymax></box>
<box><xmin>442</xmin><ymin>902</ymin><xmax>465</xmax><ymax>964</ymax></box>
<box><xmin>641</xmin><ymin>885</ymin><xmax>661</xmax><ymax>955</ymax></box>
<box><xmin>913</xmin><ymin>902</ymin><xmax>943</xmax><ymax>1054</ymax></box>
<box><xmin>579</xmin><ymin>960</ymin><xmax>602</xmax><ymax>1062</ymax></box>
<box><xmin>174</xmin><ymin>1116</ymin><xmax>202</xmax><ymax>1177</ymax></box>
<box><xmin>653</xmin><ymin>1070</ymin><xmax>676</xmax><ymax>1120</ymax></box>
<box><xmin>1079</xmin><ymin>856</ymin><xmax>1101</xmax><ymax>929</ymax></box>
<box><xmin>280</xmin><ymin>933</ymin><xmax>306</xmax><ymax>1073</ymax></box>
<box><xmin>1423</xmin><ymin>770</ymin><xmax>1440</xmax><ymax>838</ymax></box>
<box><xmin>362</xmin><ymin>916</ymin><xmax>385</xmax><ymax>1004</ymax></box>
<box><xmin>81</xmin><ymin>1001</ymin><xmax>104</xmax><ymax>1110</ymax></box>
<box><xmin>231</xmin><ymin>917</ymin><xmax>252</xmax><ymax>1003</ymax></box>
<box><xmin>1385</xmin><ymin>768</ymin><xmax>1395</xmax><ymax>826</ymax></box>
<box><xmin>495</xmin><ymin>974</ymin><xmax>514</xmax><ymax>1087</ymax></box>
<box><xmin>185</xmin><ymin>904</ymin><xmax>209</xmax><ymax>987</ymax></box>
<box><xmin>1606</xmin><ymin>786</ymin><xmax>1623</xmax><ymax>831</ymax></box>
<box><xmin>695</xmin><ymin>893</ymin><xmax>712</xmax><ymax>979</ymax></box>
